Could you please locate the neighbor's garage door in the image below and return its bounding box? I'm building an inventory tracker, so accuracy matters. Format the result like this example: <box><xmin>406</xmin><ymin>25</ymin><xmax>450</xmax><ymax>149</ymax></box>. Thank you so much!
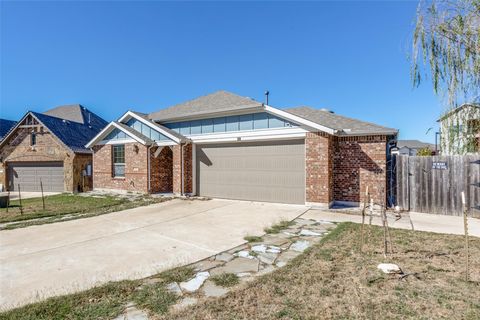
<box><xmin>8</xmin><ymin>162</ymin><xmax>64</xmax><ymax>192</ymax></box>
<box><xmin>196</xmin><ymin>140</ymin><xmax>305</xmax><ymax>204</ymax></box>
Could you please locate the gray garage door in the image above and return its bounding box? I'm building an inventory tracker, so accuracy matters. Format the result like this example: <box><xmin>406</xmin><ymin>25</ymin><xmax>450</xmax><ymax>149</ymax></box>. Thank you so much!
<box><xmin>8</xmin><ymin>162</ymin><xmax>64</xmax><ymax>192</ymax></box>
<box><xmin>196</xmin><ymin>140</ymin><xmax>305</xmax><ymax>204</ymax></box>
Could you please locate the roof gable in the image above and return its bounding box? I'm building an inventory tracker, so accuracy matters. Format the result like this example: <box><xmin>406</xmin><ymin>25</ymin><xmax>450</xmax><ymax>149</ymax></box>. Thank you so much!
<box><xmin>149</xmin><ymin>90</ymin><xmax>262</xmax><ymax>121</ymax></box>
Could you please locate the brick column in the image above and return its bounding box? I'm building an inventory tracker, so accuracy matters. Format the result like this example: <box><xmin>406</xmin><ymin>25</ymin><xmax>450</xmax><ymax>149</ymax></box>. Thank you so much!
<box><xmin>172</xmin><ymin>144</ymin><xmax>193</xmax><ymax>194</ymax></box>
<box><xmin>305</xmin><ymin>132</ymin><xmax>334</xmax><ymax>207</ymax></box>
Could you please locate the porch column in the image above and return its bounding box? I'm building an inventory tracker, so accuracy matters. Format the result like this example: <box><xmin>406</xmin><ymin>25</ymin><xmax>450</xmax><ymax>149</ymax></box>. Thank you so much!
<box><xmin>172</xmin><ymin>144</ymin><xmax>193</xmax><ymax>194</ymax></box>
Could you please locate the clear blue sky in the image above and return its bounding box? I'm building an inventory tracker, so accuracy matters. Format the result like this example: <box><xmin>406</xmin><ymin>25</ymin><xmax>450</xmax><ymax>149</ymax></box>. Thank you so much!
<box><xmin>1</xmin><ymin>1</ymin><xmax>442</xmax><ymax>142</ymax></box>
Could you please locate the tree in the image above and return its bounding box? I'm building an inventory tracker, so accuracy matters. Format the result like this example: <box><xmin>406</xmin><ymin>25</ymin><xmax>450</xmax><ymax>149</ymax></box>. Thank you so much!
<box><xmin>412</xmin><ymin>0</ymin><xmax>480</xmax><ymax>154</ymax></box>
<box><xmin>417</xmin><ymin>147</ymin><xmax>434</xmax><ymax>156</ymax></box>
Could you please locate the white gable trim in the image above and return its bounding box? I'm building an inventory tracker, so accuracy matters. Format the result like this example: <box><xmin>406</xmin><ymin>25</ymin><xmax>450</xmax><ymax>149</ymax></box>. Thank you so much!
<box><xmin>264</xmin><ymin>105</ymin><xmax>337</xmax><ymax>135</ymax></box>
<box><xmin>85</xmin><ymin>122</ymin><xmax>148</xmax><ymax>148</ymax></box>
<box><xmin>118</xmin><ymin>111</ymin><xmax>183</xmax><ymax>143</ymax></box>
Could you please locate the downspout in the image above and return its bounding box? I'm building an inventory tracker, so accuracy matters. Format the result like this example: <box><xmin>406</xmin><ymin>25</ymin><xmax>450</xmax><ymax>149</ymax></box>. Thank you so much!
<box><xmin>147</xmin><ymin>144</ymin><xmax>154</xmax><ymax>193</ymax></box>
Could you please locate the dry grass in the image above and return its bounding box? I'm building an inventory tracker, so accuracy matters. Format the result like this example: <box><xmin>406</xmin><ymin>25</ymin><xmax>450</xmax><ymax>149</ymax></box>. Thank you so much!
<box><xmin>161</xmin><ymin>223</ymin><xmax>480</xmax><ymax>320</ymax></box>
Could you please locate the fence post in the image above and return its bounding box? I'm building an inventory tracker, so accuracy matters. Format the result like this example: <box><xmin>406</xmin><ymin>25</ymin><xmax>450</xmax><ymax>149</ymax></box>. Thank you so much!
<box><xmin>360</xmin><ymin>186</ymin><xmax>369</xmax><ymax>252</ymax></box>
<box><xmin>461</xmin><ymin>192</ymin><xmax>470</xmax><ymax>282</ymax></box>
<box><xmin>18</xmin><ymin>184</ymin><xmax>23</xmax><ymax>215</ymax></box>
<box><xmin>40</xmin><ymin>179</ymin><xmax>45</xmax><ymax>210</ymax></box>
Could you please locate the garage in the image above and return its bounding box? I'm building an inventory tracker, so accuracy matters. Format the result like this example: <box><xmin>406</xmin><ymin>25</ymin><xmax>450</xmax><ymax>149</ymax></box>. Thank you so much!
<box><xmin>196</xmin><ymin>140</ymin><xmax>305</xmax><ymax>204</ymax></box>
<box><xmin>8</xmin><ymin>162</ymin><xmax>64</xmax><ymax>192</ymax></box>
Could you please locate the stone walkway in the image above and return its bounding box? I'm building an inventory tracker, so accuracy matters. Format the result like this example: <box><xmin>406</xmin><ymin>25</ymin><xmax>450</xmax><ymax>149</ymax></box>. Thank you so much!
<box><xmin>113</xmin><ymin>217</ymin><xmax>336</xmax><ymax>319</ymax></box>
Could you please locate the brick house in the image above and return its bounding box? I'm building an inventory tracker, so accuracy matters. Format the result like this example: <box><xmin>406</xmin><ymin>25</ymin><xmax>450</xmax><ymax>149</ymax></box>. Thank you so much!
<box><xmin>86</xmin><ymin>91</ymin><xmax>397</xmax><ymax>207</ymax></box>
<box><xmin>0</xmin><ymin>105</ymin><xmax>107</xmax><ymax>192</ymax></box>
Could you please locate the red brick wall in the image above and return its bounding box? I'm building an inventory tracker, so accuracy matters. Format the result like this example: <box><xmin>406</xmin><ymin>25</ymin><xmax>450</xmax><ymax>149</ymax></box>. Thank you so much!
<box><xmin>305</xmin><ymin>132</ymin><xmax>334</xmax><ymax>205</ymax></box>
<box><xmin>172</xmin><ymin>144</ymin><xmax>192</xmax><ymax>194</ymax></box>
<box><xmin>150</xmin><ymin>146</ymin><xmax>173</xmax><ymax>193</ymax></box>
<box><xmin>333</xmin><ymin>135</ymin><xmax>387</xmax><ymax>205</ymax></box>
<box><xmin>92</xmin><ymin>143</ymin><xmax>149</xmax><ymax>193</ymax></box>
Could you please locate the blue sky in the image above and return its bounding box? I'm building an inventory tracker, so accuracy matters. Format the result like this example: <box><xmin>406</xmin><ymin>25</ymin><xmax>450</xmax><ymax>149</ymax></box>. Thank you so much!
<box><xmin>1</xmin><ymin>1</ymin><xmax>442</xmax><ymax>142</ymax></box>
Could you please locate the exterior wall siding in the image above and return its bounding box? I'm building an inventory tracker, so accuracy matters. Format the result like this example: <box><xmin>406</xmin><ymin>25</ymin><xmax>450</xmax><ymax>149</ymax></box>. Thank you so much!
<box><xmin>0</xmin><ymin>126</ymin><xmax>76</xmax><ymax>192</ymax></box>
<box><xmin>333</xmin><ymin>135</ymin><xmax>387</xmax><ymax>205</ymax></box>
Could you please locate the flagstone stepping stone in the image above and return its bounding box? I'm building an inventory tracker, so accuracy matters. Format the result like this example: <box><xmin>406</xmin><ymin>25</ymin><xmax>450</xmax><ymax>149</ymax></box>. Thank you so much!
<box><xmin>166</xmin><ymin>282</ymin><xmax>182</xmax><ymax>296</ymax></box>
<box><xmin>266</xmin><ymin>246</ymin><xmax>281</xmax><ymax>254</ymax></box>
<box><xmin>179</xmin><ymin>272</ymin><xmax>210</xmax><ymax>292</ymax></box>
<box><xmin>211</xmin><ymin>257</ymin><xmax>259</xmax><ymax>275</ymax></box>
<box><xmin>113</xmin><ymin>305</ymin><xmax>148</xmax><ymax>320</ymax></box>
<box><xmin>275</xmin><ymin>250</ymin><xmax>301</xmax><ymax>267</ymax></box>
<box><xmin>299</xmin><ymin>229</ymin><xmax>322</xmax><ymax>236</ymax></box>
<box><xmin>193</xmin><ymin>260</ymin><xmax>224</xmax><ymax>271</ymax></box>
<box><xmin>202</xmin><ymin>280</ymin><xmax>229</xmax><ymax>297</ymax></box>
<box><xmin>228</xmin><ymin>244</ymin><xmax>248</xmax><ymax>254</ymax></box>
<box><xmin>256</xmin><ymin>265</ymin><xmax>276</xmax><ymax>276</ymax></box>
<box><xmin>173</xmin><ymin>297</ymin><xmax>198</xmax><ymax>311</ymax></box>
<box><xmin>215</xmin><ymin>252</ymin><xmax>234</xmax><ymax>262</ymax></box>
<box><xmin>236</xmin><ymin>272</ymin><xmax>252</xmax><ymax>278</ymax></box>
<box><xmin>290</xmin><ymin>240</ymin><xmax>310</xmax><ymax>252</ymax></box>
<box><xmin>234</xmin><ymin>250</ymin><xmax>256</xmax><ymax>259</ymax></box>
<box><xmin>257</xmin><ymin>252</ymin><xmax>278</xmax><ymax>265</ymax></box>
<box><xmin>251</xmin><ymin>244</ymin><xmax>267</xmax><ymax>253</ymax></box>
<box><xmin>262</xmin><ymin>235</ymin><xmax>290</xmax><ymax>247</ymax></box>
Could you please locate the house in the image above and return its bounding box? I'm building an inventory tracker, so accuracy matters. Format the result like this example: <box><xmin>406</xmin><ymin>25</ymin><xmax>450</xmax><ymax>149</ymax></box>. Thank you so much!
<box><xmin>391</xmin><ymin>140</ymin><xmax>436</xmax><ymax>156</ymax></box>
<box><xmin>438</xmin><ymin>103</ymin><xmax>480</xmax><ymax>155</ymax></box>
<box><xmin>0</xmin><ymin>105</ymin><xmax>108</xmax><ymax>192</ymax></box>
<box><xmin>86</xmin><ymin>91</ymin><xmax>397</xmax><ymax>207</ymax></box>
<box><xmin>0</xmin><ymin>119</ymin><xmax>17</xmax><ymax>142</ymax></box>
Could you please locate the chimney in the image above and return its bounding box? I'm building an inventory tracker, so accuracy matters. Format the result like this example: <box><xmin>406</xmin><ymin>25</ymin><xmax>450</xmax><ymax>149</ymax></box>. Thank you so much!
<box><xmin>264</xmin><ymin>90</ymin><xmax>269</xmax><ymax>105</ymax></box>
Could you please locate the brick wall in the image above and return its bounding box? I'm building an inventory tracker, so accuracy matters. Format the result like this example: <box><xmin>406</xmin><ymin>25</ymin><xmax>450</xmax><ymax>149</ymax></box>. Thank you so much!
<box><xmin>172</xmin><ymin>144</ymin><xmax>193</xmax><ymax>194</ymax></box>
<box><xmin>305</xmin><ymin>132</ymin><xmax>334</xmax><ymax>205</ymax></box>
<box><xmin>333</xmin><ymin>135</ymin><xmax>387</xmax><ymax>205</ymax></box>
<box><xmin>92</xmin><ymin>143</ymin><xmax>149</xmax><ymax>193</ymax></box>
<box><xmin>0</xmin><ymin>125</ymin><xmax>76</xmax><ymax>192</ymax></box>
<box><xmin>150</xmin><ymin>146</ymin><xmax>173</xmax><ymax>193</ymax></box>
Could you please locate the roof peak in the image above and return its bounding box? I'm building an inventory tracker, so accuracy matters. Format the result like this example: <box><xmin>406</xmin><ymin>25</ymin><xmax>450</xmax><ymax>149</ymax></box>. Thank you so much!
<box><xmin>43</xmin><ymin>104</ymin><xmax>86</xmax><ymax>124</ymax></box>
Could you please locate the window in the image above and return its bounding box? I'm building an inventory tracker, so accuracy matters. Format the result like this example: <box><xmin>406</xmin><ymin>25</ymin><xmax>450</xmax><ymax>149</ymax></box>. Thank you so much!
<box><xmin>112</xmin><ymin>145</ymin><xmax>125</xmax><ymax>177</ymax></box>
<box><xmin>30</xmin><ymin>131</ymin><xmax>36</xmax><ymax>146</ymax></box>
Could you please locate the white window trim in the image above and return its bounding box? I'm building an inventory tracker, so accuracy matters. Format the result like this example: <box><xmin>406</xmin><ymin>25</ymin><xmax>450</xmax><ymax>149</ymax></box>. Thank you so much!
<box><xmin>190</xmin><ymin>127</ymin><xmax>307</xmax><ymax>144</ymax></box>
<box><xmin>118</xmin><ymin>111</ymin><xmax>182</xmax><ymax>143</ymax></box>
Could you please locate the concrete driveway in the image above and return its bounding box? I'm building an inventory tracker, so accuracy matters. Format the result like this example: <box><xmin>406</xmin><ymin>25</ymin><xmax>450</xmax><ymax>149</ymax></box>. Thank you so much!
<box><xmin>0</xmin><ymin>199</ymin><xmax>307</xmax><ymax>310</ymax></box>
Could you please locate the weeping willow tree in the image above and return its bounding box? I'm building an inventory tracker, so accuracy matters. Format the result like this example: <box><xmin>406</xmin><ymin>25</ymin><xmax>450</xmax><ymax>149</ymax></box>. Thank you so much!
<box><xmin>412</xmin><ymin>0</ymin><xmax>480</xmax><ymax>154</ymax></box>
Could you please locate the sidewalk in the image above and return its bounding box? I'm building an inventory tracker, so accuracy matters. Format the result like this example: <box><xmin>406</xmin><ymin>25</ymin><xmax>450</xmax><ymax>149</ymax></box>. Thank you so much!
<box><xmin>303</xmin><ymin>210</ymin><xmax>480</xmax><ymax>238</ymax></box>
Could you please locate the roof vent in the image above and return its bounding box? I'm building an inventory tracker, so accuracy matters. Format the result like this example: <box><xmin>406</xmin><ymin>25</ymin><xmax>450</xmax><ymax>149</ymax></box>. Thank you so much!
<box><xmin>320</xmin><ymin>108</ymin><xmax>334</xmax><ymax>113</ymax></box>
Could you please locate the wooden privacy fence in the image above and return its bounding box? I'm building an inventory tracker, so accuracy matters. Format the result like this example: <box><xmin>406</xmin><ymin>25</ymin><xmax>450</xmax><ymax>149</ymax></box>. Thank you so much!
<box><xmin>395</xmin><ymin>155</ymin><xmax>480</xmax><ymax>216</ymax></box>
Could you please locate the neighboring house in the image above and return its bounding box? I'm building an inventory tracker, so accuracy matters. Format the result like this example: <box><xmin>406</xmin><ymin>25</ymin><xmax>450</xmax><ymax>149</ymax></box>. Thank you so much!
<box><xmin>87</xmin><ymin>90</ymin><xmax>397</xmax><ymax>207</ymax></box>
<box><xmin>0</xmin><ymin>105</ymin><xmax>107</xmax><ymax>192</ymax></box>
<box><xmin>391</xmin><ymin>140</ymin><xmax>436</xmax><ymax>156</ymax></box>
<box><xmin>438</xmin><ymin>103</ymin><xmax>480</xmax><ymax>155</ymax></box>
<box><xmin>0</xmin><ymin>119</ymin><xmax>17</xmax><ymax>142</ymax></box>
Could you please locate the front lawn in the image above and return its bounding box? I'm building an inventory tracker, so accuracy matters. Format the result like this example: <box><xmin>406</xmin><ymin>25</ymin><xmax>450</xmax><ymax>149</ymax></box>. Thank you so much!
<box><xmin>166</xmin><ymin>223</ymin><xmax>480</xmax><ymax>319</ymax></box>
<box><xmin>0</xmin><ymin>193</ymin><xmax>170</xmax><ymax>229</ymax></box>
<box><xmin>1</xmin><ymin>222</ymin><xmax>478</xmax><ymax>319</ymax></box>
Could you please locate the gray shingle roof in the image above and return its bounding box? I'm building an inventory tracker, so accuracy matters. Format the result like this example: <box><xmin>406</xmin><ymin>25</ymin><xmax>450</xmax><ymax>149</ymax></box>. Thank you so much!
<box><xmin>114</xmin><ymin>122</ymin><xmax>154</xmax><ymax>145</ymax></box>
<box><xmin>396</xmin><ymin>140</ymin><xmax>435</xmax><ymax>149</ymax></box>
<box><xmin>43</xmin><ymin>104</ymin><xmax>87</xmax><ymax>124</ymax></box>
<box><xmin>149</xmin><ymin>90</ymin><xmax>262</xmax><ymax>121</ymax></box>
<box><xmin>285</xmin><ymin>106</ymin><xmax>398</xmax><ymax>135</ymax></box>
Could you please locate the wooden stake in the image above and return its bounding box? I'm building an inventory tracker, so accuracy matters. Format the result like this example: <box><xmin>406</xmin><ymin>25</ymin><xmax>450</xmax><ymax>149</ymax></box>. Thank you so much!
<box><xmin>18</xmin><ymin>184</ymin><xmax>23</xmax><ymax>215</ymax></box>
<box><xmin>360</xmin><ymin>186</ymin><xmax>369</xmax><ymax>251</ymax></box>
<box><xmin>40</xmin><ymin>179</ymin><xmax>45</xmax><ymax>210</ymax></box>
<box><xmin>461</xmin><ymin>192</ymin><xmax>470</xmax><ymax>282</ymax></box>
